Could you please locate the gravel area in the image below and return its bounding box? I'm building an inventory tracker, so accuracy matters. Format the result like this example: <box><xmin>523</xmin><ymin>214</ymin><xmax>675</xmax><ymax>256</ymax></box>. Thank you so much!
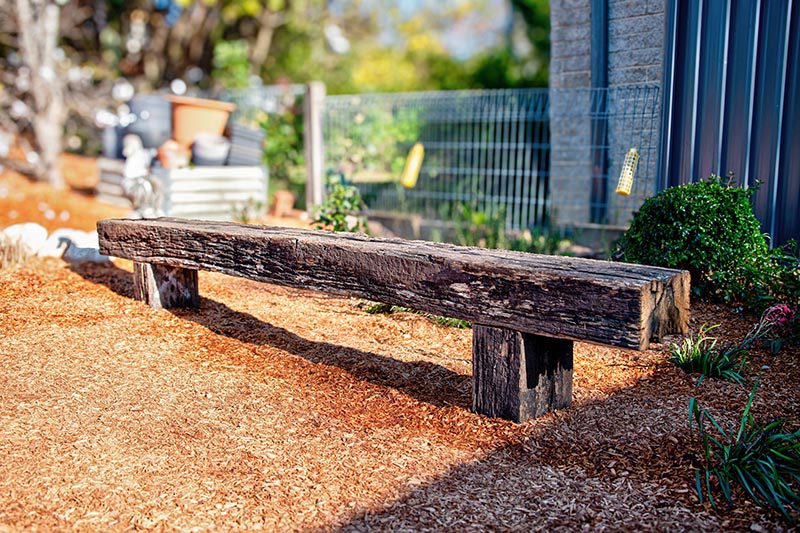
<box><xmin>0</xmin><ymin>160</ymin><xmax>798</xmax><ymax>531</ymax></box>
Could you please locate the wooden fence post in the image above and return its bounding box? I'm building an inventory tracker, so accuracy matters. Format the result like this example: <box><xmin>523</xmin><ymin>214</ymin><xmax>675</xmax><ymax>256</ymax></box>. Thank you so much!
<box><xmin>304</xmin><ymin>81</ymin><xmax>326</xmax><ymax>213</ymax></box>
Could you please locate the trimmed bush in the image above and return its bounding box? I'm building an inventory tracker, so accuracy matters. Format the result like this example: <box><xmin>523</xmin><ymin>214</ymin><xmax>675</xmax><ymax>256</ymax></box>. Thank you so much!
<box><xmin>616</xmin><ymin>176</ymin><xmax>775</xmax><ymax>303</ymax></box>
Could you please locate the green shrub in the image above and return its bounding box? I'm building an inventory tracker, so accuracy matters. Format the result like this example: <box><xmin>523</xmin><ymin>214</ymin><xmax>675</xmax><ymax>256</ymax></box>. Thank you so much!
<box><xmin>616</xmin><ymin>175</ymin><xmax>771</xmax><ymax>302</ymax></box>
<box><xmin>212</xmin><ymin>40</ymin><xmax>250</xmax><ymax>90</ymax></box>
<box><xmin>689</xmin><ymin>385</ymin><xmax>800</xmax><ymax>520</ymax></box>
<box><xmin>312</xmin><ymin>175</ymin><xmax>368</xmax><ymax>233</ymax></box>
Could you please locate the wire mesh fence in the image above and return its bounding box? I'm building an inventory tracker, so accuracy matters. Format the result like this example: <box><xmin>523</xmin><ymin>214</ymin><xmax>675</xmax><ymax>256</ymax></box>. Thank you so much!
<box><xmin>324</xmin><ymin>84</ymin><xmax>661</xmax><ymax>230</ymax></box>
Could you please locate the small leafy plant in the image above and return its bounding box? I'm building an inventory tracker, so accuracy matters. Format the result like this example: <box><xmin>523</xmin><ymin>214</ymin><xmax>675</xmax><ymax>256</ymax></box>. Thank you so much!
<box><xmin>452</xmin><ymin>200</ymin><xmax>507</xmax><ymax>249</ymax></box>
<box><xmin>689</xmin><ymin>385</ymin><xmax>800</xmax><ymax>520</ymax></box>
<box><xmin>313</xmin><ymin>175</ymin><xmax>368</xmax><ymax>233</ymax></box>
<box><xmin>670</xmin><ymin>324</ymin><xmax>747</xmax><ymax>385</ymax></box>
<box><xmin>509</xmin><ymin>227</ymin><xmax>573</xmax><ymax>256</ymax></box>
<box><xmin>231</xmin><ymin>198</ymin><xmax>265</xmax><ymax>224</ymax></box>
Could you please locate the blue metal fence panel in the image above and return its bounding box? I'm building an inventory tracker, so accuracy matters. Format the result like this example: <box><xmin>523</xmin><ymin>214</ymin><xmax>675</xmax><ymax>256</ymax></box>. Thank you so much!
<box><xmin>778</xmin><ymin>0</ymin><xmax>800</xmax><ymax>243</ymax></box>
<box><xmin>661</xmin><ymin>0</ymin><xmax>800</xmax><ymax>244</ymax></box>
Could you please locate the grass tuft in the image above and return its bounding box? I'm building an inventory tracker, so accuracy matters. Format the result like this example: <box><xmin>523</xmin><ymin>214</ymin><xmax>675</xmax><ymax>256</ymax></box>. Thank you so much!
<box><xmin>689</xmin><ymin>384</ymin><xmax>800</xmax><ymax>521</ymax></box>
<box><xmin>670</xmin><ymin>324</ymin><xmax>747</xmax><ymax>385</ymax></box>
<box><xmin>364</xmin><ymin>303</ymin><xmax>472</xmax><ymax>329</ymax></box>
<box><xmin>0</xmin><ymin>235</ymin><xmax>30</xmax><ymax>269</ymax></box>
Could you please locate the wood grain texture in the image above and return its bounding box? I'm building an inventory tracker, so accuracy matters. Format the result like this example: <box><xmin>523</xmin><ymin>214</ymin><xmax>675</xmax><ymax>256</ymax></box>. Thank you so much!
<box><xmin>133</xmin><ymin>261</ymin><xmax>199</xmax><ymax>309</ymax></box>
<box><xmin>472</xmin><ymin>325</ymin><xmax>573</xmax><ymax>422</ymax></box>
<box><xmin>98</xmin><ymin>218</ymin><xmax>689</xmax><ymax>350</ymax></box>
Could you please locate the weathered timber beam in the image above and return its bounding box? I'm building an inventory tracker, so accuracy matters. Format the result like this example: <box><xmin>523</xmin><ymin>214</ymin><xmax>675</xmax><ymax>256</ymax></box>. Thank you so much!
<box><xmin>98</xmin><ymin>218</ymin><xmax>689</xmax><ymax>350</ymax></box>
<box><xmin>472</xmin><ymin>325</ymin><xmax>573</xmax><ymax>421</ymax></box>
<box><xmin>133</xmin><ymin>261</ymin><xmax>200</xmax><ymax>309</ymax></box>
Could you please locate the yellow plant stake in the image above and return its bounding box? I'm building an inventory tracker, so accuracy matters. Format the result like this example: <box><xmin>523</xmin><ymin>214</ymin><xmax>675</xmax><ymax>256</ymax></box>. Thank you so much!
<box><xmin>616</xmin><ymin>147</ymin><xmax>639</xmax><ymax>196</ymax></box>
<box><xmin>400</xmin><ymin>143</ymin><xmax>425</xmax><ymax>189</ymax></box>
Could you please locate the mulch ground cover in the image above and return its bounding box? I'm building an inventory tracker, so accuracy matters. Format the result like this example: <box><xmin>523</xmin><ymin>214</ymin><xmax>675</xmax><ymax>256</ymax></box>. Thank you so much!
<box><xmin>1</xmin><ymin>160</ymin><xmax>798</xmax><ymax>531</ymax></box>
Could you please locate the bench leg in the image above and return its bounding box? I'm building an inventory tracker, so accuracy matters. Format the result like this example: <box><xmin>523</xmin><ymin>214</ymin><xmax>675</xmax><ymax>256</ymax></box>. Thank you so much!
<box><xmin>133</xmin><ymin>261</ymin><xmax>199</xmax><ymax>309</ymax></box>
<box><xmin>472</xmin><ymin>325</ymin><xmax>573</xmax><ymax>422</ymax></box>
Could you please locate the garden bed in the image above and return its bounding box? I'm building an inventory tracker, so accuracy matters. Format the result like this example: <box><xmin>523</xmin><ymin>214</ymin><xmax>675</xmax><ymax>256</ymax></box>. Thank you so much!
<box><xmin>1</xmin><ymin>159</ymin><xmax>798</xmax><ymax>530</ymax></box>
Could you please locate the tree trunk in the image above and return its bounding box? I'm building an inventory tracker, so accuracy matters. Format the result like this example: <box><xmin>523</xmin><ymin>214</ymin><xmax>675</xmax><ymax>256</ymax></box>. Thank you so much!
<box><xmin>249</xmin><ymin>10</ymin><xmax>284</xmax><ymax>73</ymax></box>
<box><xmin>14</xmin><ymin>0</ymin><xmax>65</xmax><ymax>189</ymax></box>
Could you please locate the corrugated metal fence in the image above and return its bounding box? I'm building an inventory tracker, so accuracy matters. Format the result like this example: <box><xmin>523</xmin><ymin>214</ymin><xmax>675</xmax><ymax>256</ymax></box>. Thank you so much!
<box><xmin>661</xmin><ymin>0</ymin><xmax>800</xmax><ymax>244</ymax></box>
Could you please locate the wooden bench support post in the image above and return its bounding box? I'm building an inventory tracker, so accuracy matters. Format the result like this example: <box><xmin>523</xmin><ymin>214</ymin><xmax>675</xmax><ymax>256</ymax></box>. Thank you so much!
<box><xmin>472</xmin><ymin>325</ymin><xmax>573</xmax><ymax>422</ymax></box>
<box><xmin>133</xmin><ymin>261</ymin><xmax>199</xmax><ymax>309</ymax></box>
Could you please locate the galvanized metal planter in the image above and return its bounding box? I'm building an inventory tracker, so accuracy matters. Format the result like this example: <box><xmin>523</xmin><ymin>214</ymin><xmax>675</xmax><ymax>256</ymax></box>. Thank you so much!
<box><xmin>96</xmin><ymin>157</ymin><xmax>268</xmax><ymax>221</ymax></box>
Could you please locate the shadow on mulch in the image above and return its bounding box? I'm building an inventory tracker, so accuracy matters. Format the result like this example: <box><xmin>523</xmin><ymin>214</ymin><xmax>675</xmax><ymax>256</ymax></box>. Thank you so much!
<box><xmin>335</xmin><ymin>366</ymin><xmax>771</xmax><ymax>530</ymax></box>
<box><xmin>69</xmin><ymin>261</ymin><xmax>471</xmax><ymax>410</ymax></box>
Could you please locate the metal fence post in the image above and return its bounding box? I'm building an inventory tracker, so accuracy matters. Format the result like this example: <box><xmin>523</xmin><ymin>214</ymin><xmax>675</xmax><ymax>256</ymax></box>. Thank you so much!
<box><xmin>304</xmin><ymin>81</ymin><xmax>326</xmax><ymax>213</ymax></box>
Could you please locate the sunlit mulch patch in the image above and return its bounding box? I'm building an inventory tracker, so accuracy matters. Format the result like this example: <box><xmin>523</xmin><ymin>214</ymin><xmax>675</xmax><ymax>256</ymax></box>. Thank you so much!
<box><xmin>0</xmin><ymin>258</ymin><xmax>798</xmax><ymax>531</ymax></box>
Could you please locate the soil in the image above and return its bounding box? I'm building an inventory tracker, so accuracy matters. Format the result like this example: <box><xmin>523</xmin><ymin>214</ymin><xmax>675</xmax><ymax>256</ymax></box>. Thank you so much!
<box><xmin>0</xmin><ymin>158</ymin><xmax>798</xmax><ymax>531</ymax></box>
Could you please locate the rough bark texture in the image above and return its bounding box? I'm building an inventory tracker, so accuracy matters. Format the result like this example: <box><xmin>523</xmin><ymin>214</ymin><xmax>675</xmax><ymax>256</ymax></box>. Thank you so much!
<box><xmin>133</xmin><ymin>261</ymin><xmax>199</xmax><ymax>310</ymax></box>
<box><xmin>98</xmin><ymin>218</ymin><xmax>690</xmax><ymax>350</ymax></box>
<box><xmin>473</xmin><ymin>325</ymin><xmax>573</xmax><ymax>422</ymax></box>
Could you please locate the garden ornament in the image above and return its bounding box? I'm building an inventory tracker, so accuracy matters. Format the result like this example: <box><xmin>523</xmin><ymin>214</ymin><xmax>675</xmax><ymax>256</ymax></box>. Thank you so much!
<box><xmin>615</xmin><ymin>147</ymin><xmax>639</xmax><ymax>196</ymax></box>
<box><xmin>400</xmin><ymin>142</ymin><xmax>425</xmax><ymax>189</ymax></box>
<box><xmin>121</xmin><ymin>134</ymin><xmax>164</xmax><ymax>219</ymax></box>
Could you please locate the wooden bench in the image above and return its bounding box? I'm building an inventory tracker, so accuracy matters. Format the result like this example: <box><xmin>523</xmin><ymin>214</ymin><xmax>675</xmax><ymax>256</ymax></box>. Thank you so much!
<box><xmin>97</xmin><ymin>218</ymin><xmax>690</xmax><ymax>422</ymax></box>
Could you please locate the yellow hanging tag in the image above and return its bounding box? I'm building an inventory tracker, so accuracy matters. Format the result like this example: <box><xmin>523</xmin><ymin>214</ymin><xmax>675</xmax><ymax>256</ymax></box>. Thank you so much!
<box><xmin>400</xmin><ymin>143</ymin><xmax>425</xmax><ymax>189</ymax></box>
<box><xmin>616</xmin><ymin>147</ymin><xmax>639</xmax><ymax>196</ymax></box>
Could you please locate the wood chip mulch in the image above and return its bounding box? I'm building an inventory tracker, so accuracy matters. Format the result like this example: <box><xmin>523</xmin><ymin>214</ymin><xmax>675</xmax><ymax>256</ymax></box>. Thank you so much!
<box><xmin>1</xmin><ymin>160</ymin><xmax>799</xmax><ymax>531</ymax></box>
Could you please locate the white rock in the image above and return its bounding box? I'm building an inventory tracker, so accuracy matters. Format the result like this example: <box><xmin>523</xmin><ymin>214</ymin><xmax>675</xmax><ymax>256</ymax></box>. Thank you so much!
<box><xmin>1</xmin><ymin>223</ymin><xmax>48</xmax><ymax>255</ymax></box>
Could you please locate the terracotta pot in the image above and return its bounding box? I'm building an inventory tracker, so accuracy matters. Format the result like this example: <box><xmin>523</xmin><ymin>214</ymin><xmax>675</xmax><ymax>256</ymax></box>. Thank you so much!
<box><xmin>272</xmin><ymin>190</ymin><xmax>297</xmax><ymax>218</ymax></box>
<box><xmin>167</xmin><ymin>95</ymin><xmax>236</xmax><ymax>148</ymax></box>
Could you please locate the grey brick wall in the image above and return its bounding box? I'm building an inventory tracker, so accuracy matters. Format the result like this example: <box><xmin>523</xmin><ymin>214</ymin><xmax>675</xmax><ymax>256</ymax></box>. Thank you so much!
<box><xmin>549</xmin><ymin>0</ymin><xmax>666</xmax><ymax>228</ymax></box>
<box><xmin>550</xmin><ymin>0</ymin><xmax>592</xmax><ymax>90</ymax></box>
<box><xmin>608</xmin><ymin>0</ymin><xmax>665</xmax><ymax>87</ymax></box>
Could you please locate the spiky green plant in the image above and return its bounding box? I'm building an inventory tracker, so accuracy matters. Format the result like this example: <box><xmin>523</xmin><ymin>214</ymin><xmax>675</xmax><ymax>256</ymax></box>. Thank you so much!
<box><xmin>670</xmin><ymin>324</ymin><xmax>747</xmax><ymax>385</ymax></box>
<box><xmin>689</xmin><ymin>385</ymin><xmax>800</xmax><ymax>521</ymax></box>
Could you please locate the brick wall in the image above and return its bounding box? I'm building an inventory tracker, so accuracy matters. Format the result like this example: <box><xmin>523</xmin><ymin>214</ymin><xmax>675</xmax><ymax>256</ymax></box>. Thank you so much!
<box><xmin>550</xmin><ymin>0</ymin><xmax>592</xmax><ymax>89</ymax></box>
<box><xmin>608</xmin><ymin>0</ymin><xmax>665</xmax><ymax>87</ymax></box>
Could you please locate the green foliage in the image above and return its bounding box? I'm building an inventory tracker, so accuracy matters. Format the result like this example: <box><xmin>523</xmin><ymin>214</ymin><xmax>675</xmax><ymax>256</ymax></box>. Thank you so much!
<box><xmin>260</xmin><ymin>109</ymin><xmax>306</xmax><ymax>204</ymax></box>
<box><xmin>312</xmin><ymin>176</ymin><xmax>368</xmax><ymax>233</ymax></box>
<box><xmin>212</xmin><ymin>40</ymin><xmax>251</xmax><ymax>90</ymax></box>
<box><xmin>452</xmin><ymin>199</ymin><xmax>571</xmax><ymax>254</ymax></box>
<box><xmin>453</xmin><ymin>201</ymin><xmax>508</xmax><ymax>249</ymax></box>
<box><xmin>509</xmin><ymin>227</ymin><xmax>572</xmax><ymax>255</ymax></box>
<box><xmin>689</xmin><ymin>385</ymin><xmax>800</xmax><ymax>520</ymax></box>
<box><xmin>616</xmin><ymin>176</ymin><xmax>789</xmax><ymax>307</ymax></box>
<box><xmin>669</xmin><ymin>324</ymin><xmax>747</xmax><ymax>385</ymax></box>
<box><xmin>326</xmin><ymin>107</ymin><xmax>421</xmax><ymax>183</ymax></box>
<box><xmin>364</xmin><ymin>303</ymin><xmax>472</xmax><ymax>329</ymax></box>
